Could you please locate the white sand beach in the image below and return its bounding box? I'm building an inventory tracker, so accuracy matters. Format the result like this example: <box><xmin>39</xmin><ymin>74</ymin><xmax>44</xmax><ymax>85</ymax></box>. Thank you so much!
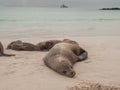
<box><xmin>0</xmin><ymin>7</ymin><xmax>120</xmax><ymax>90</ymax></box>
<box><xmin>0</xmin><ymin>36</ymin><xmax>120</xmax><ymax>90</ymax></box>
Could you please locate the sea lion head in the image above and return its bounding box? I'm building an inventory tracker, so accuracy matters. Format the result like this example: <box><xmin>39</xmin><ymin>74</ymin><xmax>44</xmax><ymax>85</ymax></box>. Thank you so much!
<box><xmin>36</xmin><ymin>41</ymin><xmax>53</xmax><ymax>51</ymax></box>
<box><xmin>7</xmin><ymin>40</ymin><xmax>22</xmax><ymax>49</ymax></box>
<box><xmin>57</xmin><ymin>60</ymin><xmax>76</xmax><ymax>78</ymax></box>
<box><xmin>42</xmin><ymin>40</ymin><xmax>62</xmax><ymax>50</ymax></box>
<box><xmin>45</xmin><ymin>41</ymin><xmax>53</xmax><ymax>50</ymax></box>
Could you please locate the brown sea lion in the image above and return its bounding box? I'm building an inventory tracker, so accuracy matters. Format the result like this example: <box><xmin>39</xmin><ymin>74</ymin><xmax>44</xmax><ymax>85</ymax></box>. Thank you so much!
<box><xmin>36</xmin><ymin>40</ymin><xmax>62</xmax><ymax>51</ymax></box>
<box><xmin>35</xmin><ymin>39</ymin><xmax>78</xmax><ymax>51</ymax></box>
<box><xmin>0</xmin><ymin>41</ymin><xmax>15</xmax><ymax>56</ymax></box>
<box><xmin>43</xmin><ymin>42</ymin><xmax>88</xmax><ymax>78</ymax></box>
<box><xmin>7</xmin><ymin>40</ymin><xmax>36</xmax><ymax>51</ymax></box>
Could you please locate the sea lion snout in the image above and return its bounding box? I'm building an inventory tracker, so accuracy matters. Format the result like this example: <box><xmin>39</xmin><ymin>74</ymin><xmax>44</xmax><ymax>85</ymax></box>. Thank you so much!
<box><xmin>69</xmin><ymin>71</ymin><xmax>76</xmax><ymax>77</ymax></box>
<box><xmin>62</xmin><ymin>70</ymin><xmax>76</xmax><ymax>78</ymax></box>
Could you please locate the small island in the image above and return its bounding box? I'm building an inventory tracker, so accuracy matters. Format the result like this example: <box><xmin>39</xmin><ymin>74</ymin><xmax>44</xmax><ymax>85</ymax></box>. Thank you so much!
<box><xmin>99</xmin><ymin>7</ymin><xmax>120</xmax><ymax>10</ymax></box>
<box><xmin>60</xmin><ymin>4</ymin><xmax>68</xmax><ymax>8</ymax></box>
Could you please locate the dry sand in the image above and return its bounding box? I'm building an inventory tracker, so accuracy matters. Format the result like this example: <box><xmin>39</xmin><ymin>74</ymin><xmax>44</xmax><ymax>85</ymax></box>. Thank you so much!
<box><xmin>0</xmin><ymin>36</ymin><xmax>120</xmax><ymax>90</ymax></box>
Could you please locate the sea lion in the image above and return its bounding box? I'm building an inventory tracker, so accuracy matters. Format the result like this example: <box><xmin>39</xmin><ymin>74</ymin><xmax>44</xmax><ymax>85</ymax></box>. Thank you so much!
<box><xmin>35</xmin><ymin>39</ymin><xmax>79</xmax><ymax>51</ymax></box>
<box><xmin>0</xmin><ymin>41</ymin><xmax>15</xmax><ymax>56</ymax></box>
<box><xmin>43</xmin><ymin>42</ymin><xmax>88</xmax><ymax>77</ymax></box>
<box><xmin>36</xmin><ymin>40</ymin><xmax>62</xmax><ymax>51</ymax></box>
<box><xmin>7</xmin><ymin>40</ymin><xmax>36</xmax><ymax>51</ymax></box>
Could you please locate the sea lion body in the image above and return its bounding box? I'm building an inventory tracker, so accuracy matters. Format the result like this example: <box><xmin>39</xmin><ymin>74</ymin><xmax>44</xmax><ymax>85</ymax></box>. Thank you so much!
<box><xmin>36</xmin><ymin>40</ymin><xmax>62</xmax><ymax>51</ymax></box>
<box><xmin>0</xmin><ymin>41</ymin><xmax>15</xmax><ymax>56</ymax></box>
<box><xmin>20</xmin><ymin>43</ymin><xmax>36</xmax><ymax>51</ymax></box>
<box><xmin>7</xmin><ymin>40</ymin><xmax>36</xmax><ymax>51</ymax></box>
<box><xmin>43</xmin><ymin>43</ymin><xmax>88</xmax><ymax>77</ymax></box>
<box><xmin>62</xmin><ymin>39</ymin><xmax>79</xmax><ymax>45</ymax></box>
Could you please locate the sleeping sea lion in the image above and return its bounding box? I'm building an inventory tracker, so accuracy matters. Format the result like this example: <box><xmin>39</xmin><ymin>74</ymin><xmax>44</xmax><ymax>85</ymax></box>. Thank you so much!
<box><xmin>43</xmin><ymin>42</ymin><xmax>88</xmax><ymax>77</ymax></box>
<box><xmin>35</xmin><ymin>39</ymin><xmax>78</xmax><ymax>51</ymax></box>
<box><xmin>7</xmin><ymin>40</ymin><xmax>36</xmax><ymax>51</ymax></box>
<box><xmin>0</xmin><ymin>41</ymin><xmax>15</xmax><ymax>56</ymax></box>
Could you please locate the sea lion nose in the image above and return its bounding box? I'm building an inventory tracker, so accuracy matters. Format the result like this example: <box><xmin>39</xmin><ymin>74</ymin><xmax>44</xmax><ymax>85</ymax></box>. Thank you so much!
<box><xmin>70</xmin><ymin>71</ymin><xmax>76</xmax><ymax>77</ymax></box>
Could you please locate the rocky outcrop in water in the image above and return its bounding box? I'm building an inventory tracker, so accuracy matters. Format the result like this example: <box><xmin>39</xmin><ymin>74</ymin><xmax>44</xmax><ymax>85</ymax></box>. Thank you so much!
<box><xmin>100</xmin><ymin>7</ymin><xmax>120</xmax><ymax>10</ymax></box>
<box><xmin>60</xmin><ymin>4</ymin><xmax>68</xmax><ymax>8</ymax></box>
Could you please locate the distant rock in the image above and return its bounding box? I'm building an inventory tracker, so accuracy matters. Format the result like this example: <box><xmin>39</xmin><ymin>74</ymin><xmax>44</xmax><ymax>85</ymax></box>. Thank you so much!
<box><xmin>60</xmin><ymin>4</ymin><xmax>68</xmax><ymax>8</ymax></box>
<box><xmin>99</xmin><ymin>7</ymin><xmax>120</xmax><ymax>10</ymax></box>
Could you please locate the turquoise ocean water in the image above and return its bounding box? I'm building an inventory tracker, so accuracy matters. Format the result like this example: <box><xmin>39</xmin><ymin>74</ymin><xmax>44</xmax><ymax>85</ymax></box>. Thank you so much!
<box><xmin>0</xmin><ymin>7</ymin><xmax>120</xmax><ymax>39</ymax></box>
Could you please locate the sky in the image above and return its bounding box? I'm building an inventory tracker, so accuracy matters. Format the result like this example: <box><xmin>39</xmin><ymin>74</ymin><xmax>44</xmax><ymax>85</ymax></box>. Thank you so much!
<box><xmin>0</xmin><ymin>0</ymin><xmax>120</xmax><ymax>9</ymax></box>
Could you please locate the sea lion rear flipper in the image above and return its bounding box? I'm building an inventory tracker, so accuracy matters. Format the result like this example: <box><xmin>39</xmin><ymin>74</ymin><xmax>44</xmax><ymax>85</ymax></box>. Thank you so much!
<box><xmin>2</xmin><ymin>53</ymin><xmax>15</xmax><ymax>57</ymax></box>
<box><xmin>77</xmin><ymin>51</ymin><xmax>88</xmax><ymax>61</ymax></box>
